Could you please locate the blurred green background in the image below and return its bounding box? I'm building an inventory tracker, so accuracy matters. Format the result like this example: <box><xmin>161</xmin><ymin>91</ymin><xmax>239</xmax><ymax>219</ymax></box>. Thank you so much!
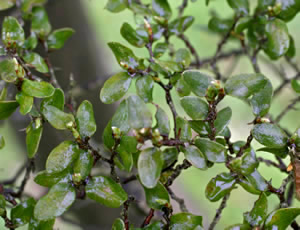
<box><xmin>1</xmin><ymin>0</ymin><xmax>300</xmax><ymax>229</ymax></box>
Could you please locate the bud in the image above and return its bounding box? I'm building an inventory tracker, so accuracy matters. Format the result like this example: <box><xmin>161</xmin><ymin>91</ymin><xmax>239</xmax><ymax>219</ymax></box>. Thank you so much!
<box><xmin>72</xmin><ymin>173</ymin><xmax>82</xmax><ymax>185</ymax></box>
<box><xmin>35</xmin><ymin>118</ymin><xmax>42</xmax><ymax>129</ymax></box>
<box><xmin>260</xmin><ymin>117</ymin><xmax>270</xmax><ymax>123</ymax></box>
<box><xmin>153</xmin><ymin>16</ymin><xmax>167</xmax><ymax>25</ymax></box>
<box><xmin>112</xmin><ymin>126</ymin><xmax>121</xmax><ymax>139</ymax></box>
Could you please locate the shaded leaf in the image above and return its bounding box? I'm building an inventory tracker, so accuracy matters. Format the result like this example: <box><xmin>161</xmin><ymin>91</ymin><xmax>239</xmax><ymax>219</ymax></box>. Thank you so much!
<box><xmin>176</xmin><ymin>117</ymin><xmax>192</xmax><ymax>141</ymax></box>
<box><xmin>227</xmin><ymin>0</ymin><xmax>249</xmax><ymax>15</ymax></box>
<box><xmin>136</xmin><ymin>75</ymin><xmax>154</xmax><ymax>103</ymax></box>
<box><xmin>22</xmin><ymin>79</ymin><xmax>55</xmax><ymax>98</ymax></box>
<box><xmin>40</xmin><ymin>88</ymin><xmax>65</xmax><ymax>113</ymax></box>
<box><xmin>0</xmin><ymin>101</ymin><xmax>19</xmax><ymax>120</ymax></box>
<box><xmin>244</xmin><ymin>193</ymin><xmax>268</xmax><ymax>227</ymax></box>
<box><xmin>169</xmin><ymin>16</ymin><xmax>195</xmax><ymax>35</ymax></box>
<box><xmin>195</xmin><ymin>138</ymin><xmax>226</xmax><ymax>163</ymax></box>
<box><xmin>47</xmin><ymin>28</ymin><xmax>75</xmax><ymax>50</ymax></box>
<box><xmin>264</xmin><ymin>208</ymin><xmax>300</xmax><ymax>230</ymax></box>
<box><xmin>28</xmin><ymin>218</ymin><xmax>55</xmax><ymax>230</ymax></box>
<box><xmin>23</xmin><ymin>52</ymin><xmax>48</xmax><ymax>73</ymax></box>
<box><xmin>2</xmin><ymin>16</ymin><xmax>25</xmax><ymax>47</ymax></box>
<box><xmin>182</xmin><ymin>70</ymin><xmax>212</xmax><ymax>97</ymax></box>
<box><xmin>182</xmin><ymin>145</ymin><xmax>207</xmax><ymax>170</ymax></box>
<box><xmin>76</xmin><ymin>100</ymin><xmax>97</xmax><ymax>138</ymax></box>
<box><xmin>26</xmin><ymin>121</ymin><xmax>43</xmax><ymax>158</ymax></box>
<box><xmin>170</xmin><ymin>213</ymin><xmax>203</xmax><ymax>230</ymax></box>
<box><xmin>0</xmin><ymin>59</ymin><xmax>18</xmax><ymax>82</ymax></box>
<box><xmin>43</xmin><ymin>105</ymin><xmax>75</xmax><ymax>130</ymax></box>
<box><xmin>155</xmin><ymin>107</ymin><xmax>170</xmax><ymax>137</ymax></box>
<box><xmin>111</xmin><ymin>99</ymin><xmax>130</xmax><ymax>133</ymax></box>
<box><xmin>31</xmin><ymin>6</ymin><xmax>51</xmax><ymax>38</ymax></box>
<box><xmin>121</xmin><ymin>22</ymin><xmax>146</xmax><ymax>48</ymax></box>
<box><xmin>291</xmin><ymin>79</ymin><xmax>300</xmax><ymax>93</ymax></box>
<box><xmin>105</xmin><ymin>0</ymin><xmax>127</xmax><ymax>13</ymax></box>
<box><xmin>74</xmin><ymin>150</ymin><xmax>94</xmax><ymax>180</ymax></box>
<box><xmin>11</xmin><ymin>198</ymin><xmax>36</xmax><ymax>227</ymax></box>
<box><xmin>34</xmin><ymin>169</ymin><xmax>71</xmax><ymax>188</ymax></box>
<box><xmin>229</xmin><ymin>148</ymin><xmax>258</xmax><ymax>175</ymax></box>
<box><xmin>180</xmin><ymin>96</ymin><xmax>208</xmax><ymax>120</ymax></box>
<box><xmin>152</xmin><ymin>0</ymin><xmax>172</xmax><ymax>20</ymax></box>
<box><xmin>16</xmin><ymin>91</ymin><xmax>33</xmax><ymax>115</ymax></box>
<box><xmin>144</xmin><ymin>181</ymin><xmax>170</xmax><ymax>209</ymax></box>
<box><xmin>215</xmin><ymin>107</ymin><xmax>232</xmax><ymax>135</ymax></box>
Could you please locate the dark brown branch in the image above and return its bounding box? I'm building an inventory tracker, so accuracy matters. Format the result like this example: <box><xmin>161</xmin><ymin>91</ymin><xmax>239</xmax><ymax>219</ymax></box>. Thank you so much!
<box><xmin>122</xmin><ymin>196</ymin><xmax>135</xmax><ymax>230</ymax></box>
<box><xmin>165</xmin><ymin>159</ymin><xmax>192</xmax><ymax>187</ymax></box>
<box><xmin>236</xmin><ymin>134</ymin><xmax>253</xmax><ymax>157</ymax></box>
<box><xmin>166</xmin><ymin>187</ymin><xmax>188</xmax><ymax>212</ymax></box>
<box><xmin>141</xmin><ymin>208</ymin><xmax>155</xmax><ymax>228</ymax></box>
<box><xmin>208</xmin><ymin>193</ymin><xmax>230</xmax><ymax>230</ymax></box>
<box><xmin>257</xmin><ymin>157</ymin><xmax>287</xmax><ymax>173</ymax></box>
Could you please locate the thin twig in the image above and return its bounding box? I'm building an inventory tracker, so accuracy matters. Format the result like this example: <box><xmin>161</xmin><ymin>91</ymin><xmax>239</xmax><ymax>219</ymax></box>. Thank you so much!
<box><xmin>208</xmin><ymin>193</ymin><xmax>230</xmax><ymax>230</ymax></box>
<box><xmin>275</xmin><ymin>96</ymin><xmax>300</xmax><ymax>123</ymax></box>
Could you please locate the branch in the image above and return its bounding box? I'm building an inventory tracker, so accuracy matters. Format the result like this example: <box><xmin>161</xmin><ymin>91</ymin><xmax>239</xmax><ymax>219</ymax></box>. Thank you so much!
<box><xmin>275</xmin><ymin>96</ymin><xmax>300</xmax><ymax>123</ymax></box>
<box><xmin>208</xmin><ymin>193</ymin><xmax>230</xmax><ymax>230</ymax></box>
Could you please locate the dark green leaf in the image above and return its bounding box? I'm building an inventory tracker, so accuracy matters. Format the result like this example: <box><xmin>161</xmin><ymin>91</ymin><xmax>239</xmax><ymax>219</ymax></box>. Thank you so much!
<box><xmin>264</xmin><ymin>208</ymin><xmax>300</xmax><ymax>230</ymax></box>
<box><xmin>235</xmin><ymin>17</ymin><xmax>252</xmax><ymax>34</ymax></box>
<box><xmin>170</xmin><ymin>213</ymin><xmax>203</xmax><ymax>230</ymax></box>
<box><xmin>286</xmin><ymin>35</ymin><xmax>296</xmax><ymax>58</ymax></box>
<box><xmin>23</xmin><ymin>52</ymin><xmax>48</xmax><ymax>73</ymax></box>
<box><xmin>11</xmin><ymin>198</ymin><xmax>36</xmax><ymax>226</ymax></box>
<box><xmin>34</xmin><ymin>169</ymin><xmax>71</xmax><ymax>187</ymax></box>
<box><xmin>245</xmin><ymin>169</ymin><xmax>268</xmax><ymax>192</ymax></box>
<box><xmin>0</xmin><ymin>135</ymin><xmax>5</xmax><ymax>149</ymax></box>
<box><xmin>76</xmin><ymin>100</ymin><xmax>97</xmax><ymax>138</ymax></box>
<box><xmin>111</xmin><ymin>99</ymin><xmax>130</xmax><ymax>133</ymax></box>
<box><xmin>112</xmin><ymin>218</ymin><xmax>125</xmax><ymax>230</ymax></box>
<box><xmin>22</xmin><ymin>79</ymin><xmax>55</xmax><ymax>98</ymax></box>
<box><xmin>176</xmin><ymin>77</ymin><xmax>191</xmax><ymax>97</ymax></box>
<box><xmin>153</xmin><ymin>42</ymin><xmax>168</xmax><ymax>58</ymax></box>
<box><xmin>195</xmin><ymin>138</ymin><xmax>226</xmax><ymax>163</ymax></box>
<box><xmin>176</xmin><ymin>117</ymin><xmax>192</xmax><ymax>141</ymax></box>
<box><xmin>155</xmin><ymin>107</ymin><xmax>170</xmax><ymax>137</ymax></box>
<box><xmin>189</xmin><ymin>120</ymin><xmax>210</xmax><ymax>137</ymax></box>
<box><xmin>0</xmin><ymin>59</ymin><xmax>18</xmax><ymax>82</ymax></box>
<box><xmin>121</xmin><ymin>22</ymin><xmax>146</xmax><ymax>48</ymax></box>
<box><xmin>244</xmin><ymin>193</ymin><xmax>268</xmax><ymax>227</ymax></box>
<box><xmin>232</xmin><ymin>149</ymin><xmax>258</xmax><ymax>175</ymax></box>
<box><xmin>175</xmin><ymin>48</ymin><xmax>191</xmax><ymax>69</ymax></box>
<box><xmin>2</xmin><ymin>16</ymin><xmax>25</xmax><ymax>47</ymax></box>
<box><xmin>252</xmin><ymin>123</ymin><xmax>288</xmax><ymax>148</ymax></box>
<box><xmin>225</xmin><ymin>73</ymin><xmax>267</xmax><ymax>99</ymax></box>
<box><xmin>116</xmin><ymin>135</ymin><xmax>137</xmax><ymax>172</ymax></box>
<box><xmin>291</xmin><ymin>79</ymin><xmax>300</xmax><ymax>93</ymax></box>
<box><xmin>181</xmin><ymin>96</ymin><xmax>208</xmax><ymax>120</ymax></box>
<box><xmin>257</xmin><ymin>146</ymin><xmax>289</xmax><ymax>158</ymax></box>
<box><xmin>182</xmin><ymin>70</ymin><xmax>212</xmax><ymax>97</ymax></box>
<box><xmin>43</xmin><ymin>105</ymin><xmax>75</xmax><ymax>130</ymax></box>
<box><xmin>31</xmin><ymin>6</ymin><xmax>51</xmax><ymax>38</ymax></box>
<box><xmin>169</xmin><ymin>16</ymin><xmax>195</xmax><ymax>35</ymax></box>
<box><xmin>144</xmin><ymin>181</ymin><xmax>170</xmax><ymax>209</ymax></box>
<box><xmin>215</xmin><ymin>107</ymin><xmax>232</xmax><ymax>135</ymax></box>
<box><xmin>0</xmin><ymin>101</ymin><xmax>19</xmax><ymax>120</ymax></box>
<box><xmin>205</xmin><ymin>172</ymin><xmax>236</xmax><ymax>202</ymax></box>
<box><xmin>47</xmin><ymin>28</ymin><xmax>75</xmax><ymax>50</ymax></box>
<box><xmin>136</xmin><ymin>75</ymin><xmax>154</xmax><ymax>103</ymax></box>
<box><xmin>28</xmin><ymin>218</ymin><xmax>55</xmax><ymax>230</ymax></box>
<box><xmin>162</xmin><ymin>147</ymin><xmax>178</xmax><ymax>168</ymax></box>
<box><xmin>34</xmin><ymin>182</ymin><xmax>76</xmax><ymax>220</ymax></box>
<box><xmin>46</xmin><ymin>141</ymin><xmax>80</xmax><ymax>173</ymax></box>
<box><xmin>0</xmin><ymin>0</ymin><xmax>15</xmax><ymax>11</ymax></box>
<box><xmin>208</xmin><ymin>17</ymin><xmax>233</xmax><ymax>33</ymax></box>
<box><xmin>105</xmin><ymin>0</ymin><xmax>127</xmax><ymax>13</ymax></box>
<box><xmin>74</xmin><ymin>150</ymin><xmax>94</xmax><ymax>180</ymax></box>
<box><xmin>152</xmin><ymin>0</ymin><xmax>172</xmax><ymax>20</ymax></box>
<box><xmin>238</xmin><ymin>178</ymin><xmax>263</xmax><ymax>195</ymax></box>
<box><xmin>100</xmin><ymin>72</ymin><xmax>132</xmax><ymax>104</ymax></box>
<box><xmin>16</xmin><ymin>91</ymin><xmax>33</xmax><ymax>115</ymax></box>
<box><xmin>102</xmin><ymin>119</ymin><xmax>115</xmax><ymax>150</ymax></box>
<box><xmin>227</xmin><ymin>0</ymin><xmax>249</xmax><ymax>15</ymax></box>
<box><xmin>277</xmin><ymin>0</ymin><xmax>300</xmax><ymax>22</ymax></box>
<box><xmin>26</xmin><ymin>121</ymin><xmax>43</xmax><ymax>158</ymax></box>
<box><xmin>40</xmin><ymin>88</ymin><xmax>65</xmax><ymax>113</ymax></box>
<box><xmin>21</xmin><ymin>0</ymin><xmax>47</xmax><ymax>13</ymax></box>
<box><xmin>182</xmin><ymin>145</ymin><xmax>207</xmax><ymax>170</ymax></box>
<box><xmin>138</xmin><ymin>147</ymin><xmax>163</xmax><ymax>188</ymax></box>
<box><xmin>86</xmin><ymin>176</ymin><xmax>128</xmax><ymax>208</ymax></box>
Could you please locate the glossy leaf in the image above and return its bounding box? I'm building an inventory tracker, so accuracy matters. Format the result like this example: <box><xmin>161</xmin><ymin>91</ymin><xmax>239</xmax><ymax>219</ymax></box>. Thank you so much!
<box><xmin>227</xmin><ymin>0</ymin><xmax>249</xmax><ymax>15</ymax></box>
<box><xmin>245</xmin><ymin>169</ymin><xmax>268</xmax><ymax>192</ymax></box>
<box><xmin>162</xmin><ymin>147</ymin><xmax>178</xmax><ymax>168</ymax></box>
<box><xmin>136</xmin><ymin>75</ymin><xmax>154</xmax><ymax>103</ymax></box>
<box><xmin>263</xmin><ymin>208</ymin><xmax>300</xmax><ymax>230</ymax></box>
<box><xmin>47</xmin><ymin>28</ymin><xmax>75</xmax><ymax>50</ymax></box>
<box><xmin>86</xmin><ymin>176</ymin><xmax>128</xmax><ymax>208</ymax></box>
<box><xmin>257</xmin><ymin>146</ymin><xmax>289</xmax><ymax>158</ymax></box>
<box><xmin>112</xmin><ymin>218</ymin><xmax>125</xmax><ymax>230</ymax></box>
<box><xmin>127</xmin><ymin>95</ymin><xmax>152</xmax><ymax>129</ymax></box>
<box><xmin>155</xmin><ymin>107</ymin><xmax>170</xmax><ymax>137</ymax></box>
<box><xmin>76</xmin><ymin>100</ymin><xmax>97</xmax><ymax>138</ymax></box>
<box><xmin>31</xmin><ymin>6</ymin><xmax>51</xmax><ymax>38</ymax></box>
<box><xmin>176</xmin><ymin>117</ymin><xmax>192</xmax><ymax>141</ymax></box>
<box><xmin>26</xmin><ymin>121</ymin><xmax>43</xmax><ymax>158</ymax></box>
<box><xmin>16</xmin><ymin>91</ymin><xmax>33</xmax><ymax>115</ymax></box>
<box><xmin>182</xmin><ymin>70</ymin><xmax>212</xmax><ymax>97</ymax></box>
<box><xmin>214</xmin><ymin>107</ymin><xmax>232</xmax><ymax>135</ymax></box>
<box><xmin>208</xmin><ymin>17</ymin><xmax>233</xmax><ymax>33</ymax></box>
<box><xmin>153</xmin><ymin>42</ymin><xmax>168</xmax><ymax>58</ymax></box>
<box><xmin>169</xmin><ymin>16</ymin><xmax>195</xmax><ymax>35</ymax></box>
<box><xmin>205</xmin><ymin>172</ymin><xmax>236</xmax><ymax>202</ymax></box>
<box><xmin>0</xmin><ymin>59</ymin><xmax>18</xmax><ymax>82</ymax></box>
<box><xmin>0</xmin><ymin>101</ymin><xmax>19</xmax><ymax>120</ymax></box>
<box><xmin>0</xmin><ymin>0</ymin><xmax>15</xmax><ymax>11</ymax></box>
<box><xmin>230</xmin><ymin>149</ymin><xmax>258</xmax><ymax>175</ymax></box>
<box><xmin>138</xmin><ymin>147</ymin><xmax>163</xmax><ymax>188</ymax></box>
<box><xmin>46</xmin><ymin>141</ymin><xmax>80</xmax><ymax>173</ymax></box>
<box><xmin>2</xmin><ymin>16</ymin><xmax>25</xmax><ymax>47</ymax></box>
<box><xmin>252</xmin><ymin>123</ymin><xmax>288</xmax><ymax>148</ymax></box>
<box><xmin>22</xmin><ymin>79</ymin><xmax>55</xmax><ymax>98</ymax></box>
<box><xmin>43</xmin><ymin>105</ymin><xmax>75</xmax><ymax>130</ymax></box>
<box><xmin>189</xmin><ymin>120</ymin><xmax>210</xmax><ymax>137</ymax></box>
<box><xmin>144</xmin><ymin>181</ymin><xmax>170</xmax><ymax>209</ymax></box>
<box><xmin>40</xmin><ymin>88</ymin><xmax>65</xmax><ymax>113</ymax></box>
<box><xmin>277</xmin><ymin>0</ymin><xmax>300</xmax><ymax>22</ymax></box>
<box><xmin>116</xmin><ymin>135</ymin><xmax>137</xmax><ymax>172</ymax></box>
<box><xmin>264</xmin><ymin>19</ymin><xmax>290</xmax><ymax>60</ymax></box>
<box><xmin>111</xmin><ymin>99</ymin><xmax>130</xmax><ymax>133</ymax></box>
<box><xmin>182</xmin><ymin>145</ymin><xmax>207</xmax><ymax>170</ymax></box>
<box><xmin>34</xmin><ymin>182</ymin><xmax>76</xmax><ymax>221</ymax></box>
<box><xmin>121</xmin><ymin>22</ymin><xmax>146</xmax><ymax>48</ymax></box>
<box><xmin>152</xmin><ymin>0</ymin><xmax>172</xmax><ymax>20</ymax></box>
<box><xmin>105</xmin><ymin>0</ymin><xmax>127</xmax><ymax>13</ymax></box>
<box><xmin>235</xmin><ymin>16</ymin><xmax>252</xmax><ymax>34</ymax></box>
<box><xmin>34</xmin><ymin>169</ymin><xmax>71</xmax><ymax>187</ymax></box>
<box><xmin>244</xmin><ymin>193</ymin><xmax>268</xmax><ymax>227</ymax></box>
<box><xmin>225</xmin><ymin>73</ymin><xmax>267</xmax><ymax>99</ymax></box>
<box><xmin>169</xmin><ymin>213</ymin><xmax>203</xmax><ymax>230</ymax></box>
<box><xmin>11</xmin><ymin>198</ymin><xmax>36</xmax><ymax>226</ymax></box>
<box><xmin>291</xmin><ymin>79</ymin><xmax>300</xmax><ymax>93</ymax></box>
<box><xmin>195</xmin><ymin>138</ymin><xmax>226</xmax><ymax>163</ymax></box>
<box><xmin>74</xmin><ymin>150</ymin><xmax>94</xmax><ymax>179</ymax></box>
<box><xmin>23</xmin><ymin>52</ymin><xmax>48</xmax><ymax>73</ymax></box>
<box><xmin>102</xmin><ymin>119</ymin><xmax>115</xmax><ymax>150</ymax></box>
<box><xmin>100</xmin><ymin>72</ymin><xmax>132</xmax><ymax>104</ymax></box>
<box><xmin>180</xmin><ymin>96</ymin><xmax>208</xmax><ymax>120</ymax></box>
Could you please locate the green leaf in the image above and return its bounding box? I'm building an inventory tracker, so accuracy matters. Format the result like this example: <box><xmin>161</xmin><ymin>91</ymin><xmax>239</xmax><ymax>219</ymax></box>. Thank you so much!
<box><xmin>23</xmin><ymin>52</ymin><xmax>48</xmax><ymax>73</ymax></box>
<box><xmin>215</xmin><ymin>107</ymin><xmax>232</xmax><ymax>135</ymax></box>
<box><xmin>264</xmin><ymin>208</ymin><xmax>300</xmax><ymax>230</ymax></box>
<box><xmin>112</xmin><ymin>218</ymin><xmax>125</xmax><ymax>230</ymax></box>
<box><xmin>205</xmin><ymin>172</ymin><xmax>236</xmax><ymax>202</ymax></box>
<box><xmin>0</xmin><ymin>135</ymin><xmax>5</xmax><ymax>149</ymax></box>
<box><xmin>11</xmin><ymin>198</ymin><xmax>36</xmax><ymax>226</ymax></box>
<box><xmin>257</xmin><ymin>0</ymin><xmax>275</xmax><ymax>10</ymax></box>
<box><xmin>43</xmin><ymin>105</ymin><xmax>75</xmax><ymax>130</ymax></box>
<box><xmin>162</xmin><ymin>147</ymin><xmax>178</xmax><ymax>168</ymax></box>
<box><xmin>136</xmin><ymin>75</ymin><xmax>154</xmax><ymax>103</ymax></box>
<box><xmin>40</xmin><ymin>88</ymin><xmax>65</xmax><ymax>113</ymax></box>
<box><xmin>116</xmin><ymin>135</ymin><xmax>137</xmax><ymax>172</ymax></box>
<box><xmin>182</xmin><ymin>145</ymin><xmax>207</xmax><ymax>170</ymax></box>
<box><xmin>225</xmin><ymin>224</ymin><xmax>251</xmax><ymax>230</ymax></box>
<box><xmin>46</xmin><ymin>141</ymin><xmax>80</xmax><ymax>173</ymax></box>
<box><xmin>169</xmin><ymin>16</ymin><xmax>195</xmax><ymax>35</ymax></box>
<box><xmin>153</xmin><ymin>42</ymin><xmax>168</xmax><ymax>58</ymax></box>
<box><xmin>0</xmin><ymin>101</ymin><xmax>19</xmax><ymax>120</ymax></box>
<box><xmin>155</xmin><ymin>107</ymin><xmax>170</xmax><ymax>137</ymax></box>
<box><xmin>144</xmin><ymin>181</ymin><xmax>170</xmax><ymax>209</ymax></box>
<box><xmin>0</xmin><ymin>87</ymin><xmax>7</xmax><ymax>101</ymax></box>
<box><xmin>0</xmin><ymin>0</ymin><xmax>15</xmax><ymax>11</ymax></box>
<box><xmin>76</xmin><ymin>100</ymin><xmax>97</xmax><ymax>138</ymax></box>
<box><xmin>105</xmin><ymin>0</ymin><xmax>127</xmax><ymax>13</ymax></box>
<box><xmin>28</xmin><ymin>218</ymin><xmax>55</xmax><ymax>230</ymax></box>
<box><xmin>175</xmin><ymin>48</ymin><xmax>191</xmax><ymax>69</ymax></box>
<box><xmin>170</xmin><ymin>213</ymin><xmax>203</xmax><ymax>230</ymax></box>
<box><xmin>0</xmin><ymin>194</ymin><xmax>5</xmax><ymax>216</ymax></box>
<box><xmin>264</xmin><ymin>19</ymin><xmax>290</xmax><ymax>60</ymax></box>
<box><xmin>257</xmin><ymin>146</ymin><xmax>289</xmax><ymax>158</ymax></box>
<box><xmin>2</xmin><ymin>16</ymin><xmax>25</xmax><ymax>47</ymax></box>
<box><xmin>86</xmin><ymin>176</ymin><xmax>128</xmax><ymax>208</ymax></box>
<box><xmin>21</xmin><ymin>0</ymin><xmax>47</xmax><ymax>12</ymax></box>
<box><xmin>250</xmin><ymin>79</ymin><xmax>273</xmax><ymax>117</ymax></box>
<box><xmin>22</xmin><ymin>79</ymin><xmax>55</xmax><ymax>98</ymax></box>
<box><xmin>34</xmin><ymin>182</ymin><xmax>76</xmax><ymax>221</ymax></box>
<box><xmin>195</xmin><ymin>138</ymin><xmax>226</xmax><ymax>163</ymax></box>
<box><xmin>180</xmin><ymin>96</ymin><xmax>208</xmax><ymax>120</ymax></box>
<box><xmin>291</xmin><ymin>79</ymin><xmax>300</xmax><ymax>93</ymax></box>
<box><xmin>277</xmin><ymin>0</ymin><xmax>300</xmax><ymax>22</ymax></box>
<box><xmin>182</xmin><ymin>70</ymin><xmax>212</xmax><ymax>97</ymax></box>
<box><xmin>120</xmin><ymin>22</ymin><xmax>146</xmax><ymax>48</ymax></box>
<box><xmin>227</xmin><ymin>0</ymin><xmax>249</xmax><ymax>15</ymax></box>
<box><xmin>26</xmin><ymin>121</ymin><xmax>43</xmax><ymax>158</ymax></box>
<box><xmin>0</xmin><ymin>59</ymin><xmax>18</xmax><ymax>82</ymax></box>
<box><xmin>16</xmin><ymin>91</ymin><xmax>33</xmax><ymax>115</ymax></box>
<box><xmin>208</xmin><ymin>17</ymin><xmax>233</xmax><ymax>33</ymax></box>
<box><xmin>252</xmin><ymin>123</ymin><xmax>288</xmax><ymax>148</ymax></box>
<box><xmin>189</xmin><ymin>120</ymin><xmax>209</xmax><ymax>137</ymax></box>
<box><xmin>245</xmin><ymin>169</ymin><xmax>268</xmax><ymax>192</ymax></box>
<box><xmin>176</xmin><ymin>117</ymin><xmax>192</xmax><ymax>141</ymax></box>
<box><xmin>138</xmin><ymin>147</ymin><xmax>163</xmax><ymax>188</ymax></box>
<box><xmin>102</xmin><ymin>120</ymin><xmax>115</xmax><ymax>150</ymax></box>
<box><xmin>31</xmin><ymin>6</ymin><xmax>51</xmax><ymax>38</ymax></box>
<box><xmin>74</xmin><ymin>150</ymin><xmax>94</xmax><ymax>180</ymax></box>
<box><xmin>225</xmin><ymin>73</ymin><xmax>267</xmax><ymax>99</ymax></box>
<box><xmin>108</xmin><ymin>42</ymin><xmax>143</xmax><ymax>70</ymax></box>
<box><xmin>244</xmin><ymin>193</ymin><xmax>268</xmax><ymax>227</ymax></box>
<box><xmin>176</xmin><ymin>77</ymin><xmax>191</xmax><ymax>97</ymax></box>
<box><xmin>235</xmin><ymin>16</ymin><xmax>252</xmax><ymax>34</ymax></box>
<box><xmin>152</xmin><ymin>0</ymin><xmax>172</xmax><ymax>20</ymax></box>
<box><xmin>142</xmin><ymin>221</ymin><xmax>164</xmax><ymax>230</ymax></box>
<box><xmin>238</xmin><ymin>178</ymin><xmax>263</xmax><ymax>195</ymax></box>
<box><xmin>34</xmin><ymin>169</ymin><xmax>71</xmax><ymax>187</ymax></box>
<box><xmin>100</xmin><ymin>72</ymin><xmax>132</xmax><ymax>104</ymax></box>
<box><xmin>286</xmin><ymin>35</ymin><xmax>296</xmax><ymax>58</ymax></box>
<box><xmin>47</xmin><ymin>28</ymin><xmax>75</xmax><ymax>50</ymax></box>
<box><xmin>127</xmin><ymin>95</ymin><xmax>152</xmax><ymax>129</ymax></box>
<box><xmin>229</xmin><ymin>149</ymin><xmax>258</xmax><ymax>175</ymax></box>
<box><xmin>111</xmin><ymin>99</ymin><xmax>130</xmax><ymax>133</ymax></box>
